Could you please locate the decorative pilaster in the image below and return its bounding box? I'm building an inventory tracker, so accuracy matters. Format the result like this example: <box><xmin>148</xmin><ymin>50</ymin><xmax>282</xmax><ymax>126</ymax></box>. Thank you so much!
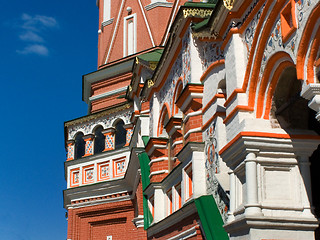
<box><xmin>227</xmin><ymin>170</ymin><xmax>235</xmax><ymax>223</ymax></box>
<box><xmin>67</xmin><ymin>140</ymin><xmax>75</xmax><ymax>161</ymax></box>
<box><xmin>102</xmin><ymin>128</ymin><xmax>115</xmax><ymax>151</ymax></box>
<box><xmin>244</xmin><ymin>153</ymin><xmax>262</xmax><ymax>216</ymax></box>
<box><xmin>165</xmin><ymin>116</ymin><xmax>183</xmax><ymax>167</ymax></box>
<box><xmin>176</xmin><ymin>84</ymin><xmax>203</xmax><ymax>144</ymax></box>
<box><xmin>298</xmin><ymin>155</ymin><xmax>314</xmax><ymax>216</ymax></box>
<box><xmin>145</xmin><ymin>138</ymin><xmax>169</xmax><ymax>183</ymax></box>
<box><xmin>83</xmin><ymin>134</ymin><xmax>94</xmax><ymax>157</ymax></box>
<box><xmin>124</xmin><ymin>124</ymin><xmax>133</xmax><ymax>146</ymax></box>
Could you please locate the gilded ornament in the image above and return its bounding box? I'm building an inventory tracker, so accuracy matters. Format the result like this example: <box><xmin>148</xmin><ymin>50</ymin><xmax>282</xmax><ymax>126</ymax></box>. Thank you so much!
<box><xmin>149</xmin><ymin>62</ymin><xmax>157</xmax><ymax>70</ymax></box>
<box><xmin>147</xmin><ymin>79</ymin><xmax>154</xmax><ymax>88</ymax></box>
<box><xmin>183</xmin><ymin>8</ymin><xmax>213</xmax><ymax>18</ymax></box>
<box><xmin>223</xmin><ymin>0</ymin><xmax>234</xmax><ymax>10</ymax></box>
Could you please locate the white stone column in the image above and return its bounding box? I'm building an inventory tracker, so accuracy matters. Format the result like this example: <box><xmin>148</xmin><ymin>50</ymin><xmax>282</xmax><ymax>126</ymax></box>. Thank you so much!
<box><xmin>244</xmin><ymin>153</ymin><xmax>262</xmax><ymax>216</ymax></box>
<box><xmin>298</xmin><ymin>155</ymin><xmax>313</xmax><ymax>216</ymax></box>
<box><xmin>227</xmin><ymin>170</ymin><xmax>235</xmax><ymax>223</ymax></box>
<box><xmin>192</xmin><ymin>151</ymin><xmax>206</xmax><ymax>198</ymax></box>
<box><xmin>153</xmin><ymin>185</ymin><xmax>165</xmax><ymax>222</ymax></box>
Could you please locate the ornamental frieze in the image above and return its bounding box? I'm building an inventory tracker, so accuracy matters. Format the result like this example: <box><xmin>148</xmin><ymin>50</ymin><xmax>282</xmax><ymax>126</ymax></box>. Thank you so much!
<box><xmin>68</xmin><ymin>110</ymin><xmax>132</xmax><ymax>140</ymax></box>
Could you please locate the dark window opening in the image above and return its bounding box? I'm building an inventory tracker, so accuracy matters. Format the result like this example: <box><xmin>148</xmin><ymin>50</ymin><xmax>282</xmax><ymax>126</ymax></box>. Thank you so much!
<box><xmin>74</xmin><ymin>132</ymin><xmax>85</xmax><ymax>159</ymax></box>
<box><xmin>271</xmin><ymin>66</ymin><xmax>309</xmax><ymax>130</ymax></box>
<box><xmin>94</xmin><ymin>126</ymin><xmax>105</xmax><ymax>154</ymax></box>
<box><xmin>115</xmin><ymin>120</ymin><xmax>126</xmax><ymax>149</ymax></box>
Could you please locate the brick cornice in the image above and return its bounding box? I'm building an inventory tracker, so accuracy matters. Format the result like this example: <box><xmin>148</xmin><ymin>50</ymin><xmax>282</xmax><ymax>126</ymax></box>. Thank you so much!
<box><xmin>145</xmin><ymin>137</ymin><xmax>168</xmax><ymax>156</ymax></box>
<box><xmin>165</xmin><ymin>116</ymin><xmax>182</xmax><ymax>136</ymax></box>
<box><xmin>176</xmin><ymin>84</ymin><xmax>203</xmax><ymax>112</ymax></box>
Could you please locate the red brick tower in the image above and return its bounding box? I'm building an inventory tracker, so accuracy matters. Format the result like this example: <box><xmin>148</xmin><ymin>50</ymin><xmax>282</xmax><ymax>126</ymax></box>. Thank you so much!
<box><xmin>63</xmin><ymin>1</ymin><xmax>189</xmax><ymax>239</ymax></box>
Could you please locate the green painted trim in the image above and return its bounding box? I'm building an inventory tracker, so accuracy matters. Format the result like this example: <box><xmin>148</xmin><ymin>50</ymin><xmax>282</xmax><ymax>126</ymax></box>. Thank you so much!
<box><xmin>184</xmin><ymin>2</ymin><xmax>217</xmax><ymax>8</ymax></box>
<box><xmin>141</xmin><ymin>136</ymin><xmax>150</xmax><ymax>146</ymax></box>
<box><xmin>138</xmin><ymin>49</ymin><xmax>163</xmax><ymax>62</ymax></box>
<box><xmin>193</xmin><ymin>18</ymin><xmax>210</xmax><ymax>31</ymax></box>
<box><xmin>138</xmin><ymin>152</ymin><xmax>150</xmax><ymax>190</ymax></box>
<box><xmin>143</xmin><ymin>194</ymin><xmax>153</xmax><ymax>229</ymax></box>
<box><xmin>138</xmin><ymin>151</ymin><xmax>153</xmax><ymax>229</ymax></box>
<box><xmin>195</xmin><ymin>195</ymin><xmax>229</xmax><ymax>240</ymax></box>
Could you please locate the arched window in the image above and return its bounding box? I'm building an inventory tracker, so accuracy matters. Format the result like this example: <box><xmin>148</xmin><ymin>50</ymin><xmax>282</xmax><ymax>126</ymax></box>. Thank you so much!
<box><xmin>94</xmin><ymin>126</ymin><xmax>105</xmax><ymax>154</ymax></box>
<box><xmin>271</xmin><ymin>66</ymin><xmax>309</xmax><ymax>129</ymax></box>
<box><xmin>115</xmin><ymin>120</ymin><xmax>126</xmax><ymax>149</ymax></box>
<box><xmin>158</xmin><ymin>104</ymin><xmax>170</xmax><ymax>137</ymax></box>
<box><xmin>173</xmin><ymin>78</ymin><xmax>183</xmax><ymax>115</ymax></box>
<box><xmin>74</xmin><ymin>132</ymin><xmax>85</xmax><ymax>159</ymax></box>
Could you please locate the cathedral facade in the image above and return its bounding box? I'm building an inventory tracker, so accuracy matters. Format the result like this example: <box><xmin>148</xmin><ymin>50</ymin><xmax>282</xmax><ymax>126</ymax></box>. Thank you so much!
<box><xmin>64</xmin><ymin>0</ymin><xmax>320</xmax><ymax>239</ymax></box>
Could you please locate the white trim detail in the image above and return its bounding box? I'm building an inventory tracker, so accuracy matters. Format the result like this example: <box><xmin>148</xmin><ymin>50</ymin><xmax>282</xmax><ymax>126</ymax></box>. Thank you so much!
<box><xmin>167</xmin><ymin>226</ymin><xmax>197</xmax><ymax>240</ymax></box>
<box><xmin>140</xmin><ymin>110</ymin><xmax>150</xmax><ymax>114</ymax></box>
<box><xmin>147</xmin><ymin>144</ymin><xmax>168</xmax><ymax>156</ymax></box>
<box><xmin>105</xmin><ymin>0</ymin><xmax>125</xmax><ymax>63</ymax></box>
<box><xmin>89</xmin><ymin>86</ymin><xmax>127</xmax><ymax>102</ymax></box>
<box><xmin>145</xmin><ymin>2</ymin><xmax>173</xmax><ymax>11</ymax></box>
<box><xmin>171</xmin><ymin>140</ymin><xmax>183</xmax><ymax>149</ymax></box>
<box><xmin>123</xmin><ymin>14</ymin><xmax>137</xmax><ymax>57</ymax></box>
<box><xmin>149</xmin><ymin>170</ymin><xmax>169</xmax><ymax>178</ymax></box>
<box><xmin>183</xmin><ymin>110</ymin><xmax>202</xmax><ymax>123</ymax></box>
<box><xmin>184</xmin><ymin>127</ymin><xmax>202</xmax><ymax>139</ymax></box>
<box><xmin>101</xmin><ymin>18</ymin><xmax>114</xmax><ymax>27</ymax></box>
<box><xmin>149</xmin><ymin>157</ymin><xmax>169</xmax><ymax>166</ymax></box>
<box><xmin>103</xmin><ymin>0</ymin><xmax>111</xmax><ymax>22</ymax></box>
<box><xmin>162</xmin><ymin>0</ymin><xmax>180</xmax><ymax>45</ymax></box>
<box><xmin>138</xmin><ymin>0</ymin><xmax>155</xmax><ymax>47</ymax></box>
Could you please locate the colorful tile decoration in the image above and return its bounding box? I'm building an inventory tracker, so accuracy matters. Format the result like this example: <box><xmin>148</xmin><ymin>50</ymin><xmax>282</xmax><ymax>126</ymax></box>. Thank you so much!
<box><xmin>67</xmin><ymin>143</ymin><xmax>74</xmax><ymax>160</ymax></box>
<box><xmin>125</xmin><ymin>128</ymin><xmax>133</xmax><ymax>146</ymax></box>
<box><xmin>113</xmin><ymin>158</ymin><xmax>126</xmax><ymax>177</ymax></box>
<box><xmin>105</xmin><ymin>133</ymin><xmax>114</xmax><ymax>150</ymax></box>
<box><xmin>84</xmin><ymin>139</ymin><xmax>94</xmax><ymax>156</ymax></box>
<box><xmin>83</xmin><ymin>165</ymin><xmax>94</xmax><ymax>184</ymax></box>
<box><xmin>98</xmin><ymin>162</ymin><xmax>110</xmax><ymax>181</ymax></box>
<box><xmin>70</xmin><ymin>168</ymin><xmax>80</xmax><ymax>187</ymax></box>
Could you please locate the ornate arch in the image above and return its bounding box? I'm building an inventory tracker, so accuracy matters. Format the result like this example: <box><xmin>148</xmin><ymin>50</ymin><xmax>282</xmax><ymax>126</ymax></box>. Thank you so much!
<box><xmin>157</xmin><ymin>103</ymin><xmax>171</xmax><ymax>137</ymax></box>
<box><xmin>256</xmin><ymin>51</ymin><xmax>295</xmax><ymax>119</ymax></box>
<box><xmin>172</xmin><ymin>77</ymin><xmax>183</xmax><ymax>115</ymax></box>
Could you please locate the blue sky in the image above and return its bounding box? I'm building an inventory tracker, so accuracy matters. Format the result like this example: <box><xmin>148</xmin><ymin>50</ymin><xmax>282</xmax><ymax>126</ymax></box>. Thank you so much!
<box><xmin>0</xmin><ymin>1</ymin><xmax>98</xmax><ymax>239</ymax></box>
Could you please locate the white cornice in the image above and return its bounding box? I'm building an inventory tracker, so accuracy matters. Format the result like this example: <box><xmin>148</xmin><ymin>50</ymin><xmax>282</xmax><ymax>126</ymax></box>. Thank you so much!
<box><xmin>101</xmin><ymin>18</ymin><xmax>114</xmax><ymax>27</ymax></box>
<box><xmin>83</xmin><ymin>59</ymin><xmax>134</xmax><ymax>104</ymax></box>
<box><xmin>89</xmin><ymin>86</ymin><xmax>127</xmax><ymax>102</ymax></box>
<box><xmin>145</xmin><ymin>2</ymin><xmax>173</xmax><ymax>11</ymax></box>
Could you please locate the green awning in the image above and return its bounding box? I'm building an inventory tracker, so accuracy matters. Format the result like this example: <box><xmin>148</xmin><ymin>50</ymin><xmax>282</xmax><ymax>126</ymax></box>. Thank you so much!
<box><xmin>195</xmin><ymin>195</ymin><xmax>229</xmax><ymax>240</ymax></box>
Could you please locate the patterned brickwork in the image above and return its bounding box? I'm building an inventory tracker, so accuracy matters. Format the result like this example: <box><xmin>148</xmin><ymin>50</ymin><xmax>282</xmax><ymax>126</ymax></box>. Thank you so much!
<box><xmin>125</xmin><ymin>128</ymin><xmax>133</xmax><ymax>146</ymax></box>
<box><xmin>84</xmin><ymin>140</ymin><xmax>94</xmax><ymax>156</ymax></box>
<box><xmin>104</xmin><ymin>133</ymin><xmax>114</xmax><ymax>151</ymax></box>
<box><xmin>67</xmin><ymin>143</ymin><xmax>74</xmax><ymax>161</ymax></box>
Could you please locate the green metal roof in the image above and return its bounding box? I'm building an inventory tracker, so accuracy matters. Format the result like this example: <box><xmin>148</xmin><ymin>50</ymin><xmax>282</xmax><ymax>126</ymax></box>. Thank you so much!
<box><xmin>137</xmin><ymin>49</ymin><xmax>163</xmax><ymax>63</ymax></box>
<box><xmin>195</xmin><ymin>195</ymin><xmax>229</xmax><ymax>240</ymax></box>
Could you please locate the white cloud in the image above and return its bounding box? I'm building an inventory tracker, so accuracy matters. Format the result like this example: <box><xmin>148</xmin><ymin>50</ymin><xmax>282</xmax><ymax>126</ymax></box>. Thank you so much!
<box><xmin>16</xmin><ymin>44</ymin><xmax>49</xmax><ymax>56</ymax></box>
<box><xmin>19</xmin><ymin>31</ymin><xmax>44</xmax><ymax>42</ymax></box>
<box><xmin>21</xmin><ymin>13</ymin><xmax>58</xmax><ymax>32</ymax></box>
<box><xmin>15</xmin><ymin>13</ymin><xmax>58</xmax><ymax>56</ymax></box>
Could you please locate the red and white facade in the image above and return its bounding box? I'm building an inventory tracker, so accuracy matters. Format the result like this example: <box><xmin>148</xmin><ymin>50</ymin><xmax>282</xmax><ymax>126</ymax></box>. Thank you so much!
<box><xmin>64</xmin><ymin>0</ymin><xmax>320</xmax><ymax>239</ymax></box>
